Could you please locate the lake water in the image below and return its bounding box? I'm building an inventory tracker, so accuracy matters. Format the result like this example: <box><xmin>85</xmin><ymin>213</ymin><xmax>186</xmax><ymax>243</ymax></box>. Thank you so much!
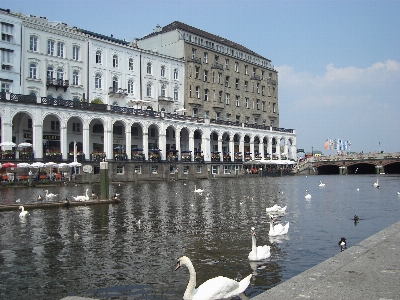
<box><xmin>0</xmin><ymin>174</ymin><xmax>399</xmax><ymax>300</ymax></box>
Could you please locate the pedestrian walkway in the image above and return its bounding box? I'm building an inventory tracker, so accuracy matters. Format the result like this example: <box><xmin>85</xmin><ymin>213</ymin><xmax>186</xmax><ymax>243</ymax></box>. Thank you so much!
<box><xmin>252</xmin><ymin>221</ymin><xmax>400</xmax><ymax>300</ymax></box>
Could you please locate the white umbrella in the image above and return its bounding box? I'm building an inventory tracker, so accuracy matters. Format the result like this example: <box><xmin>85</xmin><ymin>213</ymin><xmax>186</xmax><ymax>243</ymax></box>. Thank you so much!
<box><xmin>0</xmin><ymin>141</ymin><xmax>16</xmax><ymax>147</ymax></box>
<box><xmin>30</xmin><ymin>162</ymin><xmax>45</xmax><ymax>168</ymax></box>
<box><xmin>44</xmin><ymin>162</ymin><xmax>58</xmax><ymax>167</ymax></box>
<box><xmin>69</xmin><ymin>162</ymin><xmax>82</xmax><ymax>167</ymax></box>
<box><xmin>18</xmin><ymin>142</ymin><xmax>33</xmax><ymax>148</ymax></box>
<box><xmin>17</xmin><ymin>163</ymin><xmax>31</xmax><ymax>168</ymax></box>
<box><xmin>57</xmin><ymin>163</ymin><xmax>69</xmax><ymax>168</ymax></box>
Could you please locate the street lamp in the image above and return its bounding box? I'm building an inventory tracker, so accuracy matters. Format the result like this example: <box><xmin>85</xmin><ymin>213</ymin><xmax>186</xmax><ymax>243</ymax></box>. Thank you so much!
<box><xmin>312</xmin><ymin>146</ymin><xmax>313</xmax><ymax>156</ymax></box>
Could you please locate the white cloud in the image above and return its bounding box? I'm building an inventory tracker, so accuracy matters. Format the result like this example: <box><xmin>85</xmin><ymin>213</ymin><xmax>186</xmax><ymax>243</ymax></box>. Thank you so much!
<box><xmin>276</xmin><ymin>60</ymin><xmax>400</xmax><ymax>153</ymax></box>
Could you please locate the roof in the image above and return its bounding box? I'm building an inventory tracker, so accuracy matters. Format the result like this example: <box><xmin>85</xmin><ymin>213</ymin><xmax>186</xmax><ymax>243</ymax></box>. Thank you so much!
<box><xmin>79</xmin><ymin>29</ymin><xmax>130</xmax><ymax>46</ymax></box>
<box><xmin>140</xmin><ymin>21</ymin><xmax>268</xmax><ymax>61</ymax></box>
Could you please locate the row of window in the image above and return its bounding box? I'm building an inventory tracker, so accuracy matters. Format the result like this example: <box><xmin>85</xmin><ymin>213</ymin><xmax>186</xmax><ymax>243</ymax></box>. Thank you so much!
<box><xmin>1</xmin><ymin>22</ymin><xmax>13</xmax><ymax>43</ymax></box>
<box><xmin>193</xmin><ymin>108</ymin><xmax>274</xmax><ymax>126</ymax></box>
<box><xmin>29</xmin><ymin>36</ymin><xmax>80</xmax><ymax>60</ymax></box>
<box><xmin>1</xmin><ymin>49</ymin><xmax>12</xmax><ymax>70</ymax></box>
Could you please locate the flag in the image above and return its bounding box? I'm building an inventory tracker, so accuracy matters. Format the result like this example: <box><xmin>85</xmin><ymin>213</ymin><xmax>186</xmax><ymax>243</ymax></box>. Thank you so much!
<box><xmin>324</xmin><ymin>139</ymin><xmax>329</xmax><ymax>150</ymax></box>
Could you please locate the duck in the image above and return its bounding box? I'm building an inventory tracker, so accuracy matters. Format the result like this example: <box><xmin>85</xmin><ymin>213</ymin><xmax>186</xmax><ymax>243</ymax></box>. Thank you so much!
<box><xmin>92</xmin><ymin>190</ymin><xmax>98</xmax><ymax>199</ymax></box>
<box><xmin>175</xmin><ymin>256</ymin><xmax>252</xmax><ymax>300</ymax></box>
<box><xmin>37</xmin><ymin>194</ymin><xmax>43</xmax><ymax>203</ymax></box>
<box><xmin>268</xmin><ymin>219</ymin><xmax>289</xmax><ymax>236</ymax></box>
<box><xmin>338</xmin><ymin>237</ymin><xmax>347</xmax><ymax>251</ymax></box>
<box><xmin>305</xmin><ymin>190</ymin><xmax>312</xmax><ymax>199</ymax></box>
<box><xmin>74</xmin><ymin>231</ymin><xmax>79</xmax><ymax>238</ymax></box>
<box><xmin>373</xmin><ymin>179</ymin><xmax>380</xmax><ymax>188</ymax></box>
<box><xmin>45</xmin><ymin>190</ymin><xmax>58</xmax><ymax>200</ymax></box>
<box><xmin>194</xmin><ymin>185</ymin><xmax>204</xmax><ymax>193</ymax></box>
<box><xmin>112</xmin><ymin>193</ymin><xmax>119</xmax><ymax>200</ymax></box>
<box><xmin>265</xmin><ymin>204</ymin><xmax>287</xmax><ymax>213</ymax></box>
<box><xmin>248</xmin><ymin>227</ymin><xmax>271</xmax><ymax>261</ymax></box>
<box><xmin>62</xmin><ymin>197</ymin><xmax>70</xmax><ymax>208</ymax></box>
<box><xmin>319</xmin><ymin>181</ymin><xmax>325</xmax><ymax>187</ymax></box>
<box><xmin>353</xmin><ymin>215</ymin><xmax>360</xmax><ymax>222</ymax></box>
<box><xmin>19</xmin><ymin>206</ymin><xmax>28</xmax><ymax>217</ymax></box>
<box><xmin>72</xmin><ymin>189</ymin><xmax>89</xmax><ymax>202</ymax></box>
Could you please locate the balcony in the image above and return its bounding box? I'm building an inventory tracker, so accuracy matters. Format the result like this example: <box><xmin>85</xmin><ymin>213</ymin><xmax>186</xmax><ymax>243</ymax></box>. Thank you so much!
<box><xmin>212</xmin><ymin>101</ymin><xmax>225</xmax><ymax>111</ymax></box>
<box><xmin>158</xmin><ymin>96</ymin><xmax>173</xmax><ymax>103</ymax></box>
<box><xmin>109</xmin><ymin>87</ymin><xmax>128</xmax><ymax>98</ymax></box>
<box><xmin>188</xmin><ymin>57</ymin><xmax>202</xmax><ymax>64</ymax></box>
<box><xmin>188</xmin><ymin>97</ymin><xmax>203</xmax><ymax>106</ymax></box>
<box><xmin>267</xmin><ymin>78</ymin><xmax>277</xmax><ymax>85</ymax></box>
<box><xmin>250</xmin><ymin>75</ymin><xmax>261</xmax><ymax>81</ymax></box>
<box><xmin>46</xmin><ymin>79</ymin><xmax>70</xmax><ymax>92</ymax></box>
<box><xmin>211</xmin><ymin>62</ymin><xmax>224</xmax><ymax>70</ymax></box>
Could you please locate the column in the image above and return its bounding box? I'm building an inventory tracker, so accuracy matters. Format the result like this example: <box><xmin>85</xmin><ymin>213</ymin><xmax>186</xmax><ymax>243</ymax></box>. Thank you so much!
<box><xmin>175</xmin><ymin>131</ymin><xmax>181</xmax><ymax>161</ymax></box>
<box><xmin>32</xmin><ymin>120</ymin><xmax>43</xmax><ymax>159</ymax></box>
<box><xmin>250</xmin><ymin>137</ymin><xmax>255</xmax><ymax>160</ymax></box>
<box><xmin>283</xmin><ymin>137</ymin><xmax>288</xmax><ymax>158</ymax></box>
<box><xmin>105</xmin><ymin>129</ymin><xmax>113</xmax><ymax>161</ymax></box>
<box><xmin>143</xmin><ymin>133</ymin><xmax>149</xmax><ymax>160</ymax></box>
<box><xmin>275</xmin><ymin>136</ymin><xmax>281</xmax><ymax>158</ymax></box>
<box><xmin>82</xmin><ymin>122</ymin><xmax>90</xmax><ymax>159</ymax></box>
<box><xmin>259</xmin><ymin>142</ymin><xmax>264</xmax><ymax>159</ymax></box>
<box><xmin>218</xmin><ymin>135</ymin><xmax>223</xmax><ymax>162</ymax></box>
<box><xmin>202</xmin><ymin>126</ymin><xmax>211</xmax><ymax>162</ymax></box>
<box><xmin>291</xmin><ymin>137</ymin><xmax>297</xmax><ymax>160</ymax></box>
<box><xmin>159</xmin><ymin>133</ymin><xmax>166</xmax><ymax>161</ymax></box>
<box><xmin>229</xmin><ymin>137</ymin><xmax>234</xmax><ymax>162</ymax></box>
<box><xmin>60</xmin><ymin>123</ymin><xmax>68</xmax><ymax>160</ymax></box>
<box><xmin>125</xmin><ymin>127</ymin><xmax>132</xmax><ymax>160</ymax></box>
<box><xmin>189</xmin><ymin>131</ymin><xmax>194</xmax><ymax>161</ymax></box>
<box><xmin>239</xmin><ymin>135</ymin><xmax>244</xmax><ymax>162</ymax></box>
<box><xmin>267</xmin><ymin>136</ymin><xmax>273</xmax><ymax>157</ymax></box>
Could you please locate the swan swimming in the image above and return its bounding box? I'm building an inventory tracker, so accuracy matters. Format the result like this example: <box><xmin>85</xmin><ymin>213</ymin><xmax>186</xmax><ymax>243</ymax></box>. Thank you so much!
<box><xmin>305</xmin><ymin>190</ymin><xmax>312</xmax><ymax>199</ymax></box>
<box><xmin>175</xmin><ymin>256</ymin><xmax>252</xmax><ymax>300</ymax></box>
<box><xmin>45</xmin><ymin>190</ymin><xmax>58</xmax><ymax>200</ymax></box>
<box><xmin>268</xmin><ymin>219</ymin><xmax>289</xmax><ymax>236</ymax></box>
<box><xmin>319</xmin><ymin>181</ymin><xmax>325</xmax><ymax>187</ymax></box>
<box><xmin>248</xmin><ymin>227</ymin><xmax>271</xmax><ymax>261</ymax></box>
<box><xmin>194</xmin><ymin>185</ymin><xmax>204</xmax><ymax>193</ymax></box>
<box><xmin>19</xmin><ymin>206</ymin><xmax>28</xmax><ymax>217</ymax></box>
<box><xmin>373</xmin><ymin>179</ymin><xmax>380</xmax><ymax>188</ymax></box>
<box><xmin>72</xmin><ymin>189</ymin><xmax>89</xmax><ymax>202</ymax></box>
<box><xmin>265</xmin><ymin>204</ymin><xmax>287</xmax><ymax>213</ymax></box>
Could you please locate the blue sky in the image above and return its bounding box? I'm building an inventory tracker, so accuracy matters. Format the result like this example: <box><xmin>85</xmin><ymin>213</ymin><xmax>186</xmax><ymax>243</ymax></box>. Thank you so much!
<box><xmin>4</xmin><ymin>0</ymin><xmax>400</xmax><ymax>153</ymax></box>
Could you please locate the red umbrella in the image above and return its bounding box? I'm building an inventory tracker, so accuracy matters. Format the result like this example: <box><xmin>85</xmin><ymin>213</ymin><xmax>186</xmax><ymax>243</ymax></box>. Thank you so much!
<box><xmin>2</xmin><ymin>162</ymin><xmax>17</xmax><ymax>168</ymax></box>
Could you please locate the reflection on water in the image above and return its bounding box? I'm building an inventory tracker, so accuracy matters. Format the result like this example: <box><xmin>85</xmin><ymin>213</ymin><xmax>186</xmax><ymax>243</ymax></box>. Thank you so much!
<box><xmin>0</xmin><ymin>175</ymin><xmax>399</xmax><ymax>299</ymax></box>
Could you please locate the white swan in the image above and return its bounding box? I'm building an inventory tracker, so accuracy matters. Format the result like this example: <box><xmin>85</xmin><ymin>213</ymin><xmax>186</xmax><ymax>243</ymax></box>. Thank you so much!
<box><xmin>45</xmin><ymin>190</ymin><xmax>58</xmax><ymax>200</ymax></box>
<box><xmin>175</xmin><ymin>256</ymin><xmax>252</xmax><ymax>300</ymax></box>
<box><xmin>265</xmin><ymin>204</ymin><xmax>287</xmax><ymax>213</ymax></box>
<box><xmin>194</xmin><ymin>185</ymin><xmax>204</xmax><ymax>193</ymax></box>
<box><xmin>268</xmin><ymin>220</ymin><xmax>289</xmax><ymax>236</ymax></box>
<box><xmin>72</xmin><ymin>189</ymin><xmax>89</xmax><ymax>202</ymax></box>
<box><xmin>248</xmin><ymin>227</ymin><xmax>271</xmax><ymax>261</ymax></box>
<box><xmin>373</xmin><ymin>179</ymin><xmax>380</xmax><ymax>188</ymax></box>
<box><xmin>19</xmin><ymin>206</ymin><xmax>28</xmax><ymax>217</ymax></box>
<box><xmin>305</xmin><ymin>190</ymin><xmax>312</xmax><ymax>199</ymax></box>
<box><xmin>319</xmin><ymin>181</ymin><xmax>325</xmax><ymax>187</ymax></box>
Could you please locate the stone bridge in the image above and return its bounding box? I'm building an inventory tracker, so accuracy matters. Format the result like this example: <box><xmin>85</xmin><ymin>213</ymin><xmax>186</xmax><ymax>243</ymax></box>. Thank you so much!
<box><xmin>297</xmin><ymin>152</ymin><xmax>400</xmax><ymax>175</ymax></box>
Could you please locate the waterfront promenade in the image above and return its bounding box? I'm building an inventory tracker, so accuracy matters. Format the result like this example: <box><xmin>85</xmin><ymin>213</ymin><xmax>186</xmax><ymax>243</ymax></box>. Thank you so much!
<box><xmin>60</xmin><ymin>221</ymin><xmax>400</xmax><ymax>300</ymax></box>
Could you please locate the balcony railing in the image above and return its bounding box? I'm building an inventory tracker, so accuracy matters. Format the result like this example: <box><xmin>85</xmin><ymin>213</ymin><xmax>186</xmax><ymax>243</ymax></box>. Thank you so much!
<box><xmin>250</xmin><ymin>74</ymin><xmax>261</xmax><ymax>81</ymax></box>
<box><xmin>109</xmin><ymin>87</ymin><xmax>128</xmax><ymax>97</ymax></box>
<box><xmin>188</xmin><ymin>57</ymin><xmax>202</xmax><ymax>64</ymax></box>
<box><xmin>267</xmin><ymin>78</ymin><xmax>277</xmax><ymax>85</ymax></box>
<box><xmin>158</xmin><ymin>96</ymin><xmax>173</xmax><ymax>102</ymax></box>
<box><xmin>211</xmin><ymin>62</ymin><xmax>224</xmax><ymax>70</ymax></box>
<box><xmin>46</xmin><ymin>79</ymin><xmax>70</xmax><ymax>92</ymax></box>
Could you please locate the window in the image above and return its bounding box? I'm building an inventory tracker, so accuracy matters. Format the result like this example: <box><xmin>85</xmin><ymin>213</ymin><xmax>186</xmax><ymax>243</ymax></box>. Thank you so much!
<box><xmin>127</xmin><ymin>80</ymin><xmax>134</xmax><ymax>94</ymax></box>
<box><xmin>29</xmin><ymin>63</ymin><xmax>37</xmax><ymax>79</ymax></box>
<box><xmin>245</xmin><ymin>97</ymin><xmax>249</xmax><ymax>108</ymax></box>
<box><xmin>73</xmin><ymin>46</ymin><xmax>80</xmax><ymax>60</ymax></box>
<box><xmin>116</xmin><ymin>166</ymin><xmax>124</xmax><ymax>174</ymax></box>
<box><xmin>216</xmin><ymin>112</ymin><xmax>220</xmax><ymax>121</ymax></box>
<box><xmin>225</xmin><ymin>59</ymin><xmax>229</xmax><ymax>69</ymax></box>
<box><xmin>273</xmin><ymin>103</ymin><xmax>276</xmax><ymax>113</ymax></box>
<box><xmin>262</xmin><ymin>101</ymin><xmax>265</xmax><ymax>111</ymax></box>
<box><xmin>72</xmin><ymin>122</ymin><xmax>81</xmax><ymax>132</ymax></box>
<box><xmin>203</xmin><ymin>70</ymin><xmax>208</xmax><ymax>82</ymax></box>
<box><xmin>151</xmin><ymin>166</ymin><xmax>158</xmax><ymax>174</ymax></box>
<box><xmin>212</xmin><ymin>71</ymin><xmax>215</xmax><ymax>83</ymax></box>
<box><xmin>195</xmin><ymin>86</ymin><xmax>200</xmax><ymax>99</ymax></box>
<box><xmin>256</xmin><ymin>83</ymin><xmax>259</xmax><ymax>94</ymax></box>
<box><xmin>51</xmin><ymin>120</ymin><xmax>60</xmax><ymax>131</ymax></box>
<box><xmin>203</xmin><ymin>52</ymin><xmax>208</xmax><ymax>63</ymax></box>
<box><xmin>235</xmin><ymin>62</ymin><xmax>238</xmax><ymax>72</ymax></box>
<box><xmin>46</xmin><ymin>66</ymin><xmax>54</xmax><ymax>82</ymax></box>
<box><xmin>134</xmin><ymin>166</ymin><xmax>142</xmax><ymax>174</ymax></box>
<box><xmin>236</xmin><ymin>95</ymin><xmax>240</xmax><ymax>107</ymax></box>
<box><xmin>1</xmin><ymin>23</ymin><xmax>13</xmax><ymax>42</ymax></box>
<box><xmin>129</xmin><ymin>58</ymin><xmax>134</xmax><ymax>70</ymax></box>
<box><xmin>261</xmin><ymin>71</ymin><xmax>264</xmax><ymax>80</ymax></box>
<box><xmin>204</xmin><ymin>89</ymin><xmax>208</xmax><ymax>101</ymax></box>
<box><xmin>268</xmin><ymin>102</ymin><xmax>271</xmax><ymax>112</ymax></box>
<box><xmin>95</xmin><ymin>73</ymin><xmax>102</xmax><ymax>89</ymax></box>
<box><xmin>235</xmin><ymin>78</ymin><xmax>239</xmax><ymax>89</ymax></box>
<box><xmin>215</xmin><ymin>55</ymin><xmax>219</xmax><ymax>63</ymax></box>
<box><xmin>173</xmin><ymin>68</ymin><xmax>178</xmax><ymax>80</ymax></box>
<box><xmin>113</xmin><ymin>54</ymin><xmax>118</xmax><ymax>68</ymax></box>
<box><xmin>147</xmin><ymin>62</ymin><xmax>152</xmax><ymax>74</ymax></box>
<box><xmin>256</xmin><ymin>99</ymin><xmax>260</xmax><ymax>110</ymax></box>
<box><xmin>245</xmin><ymin>65</ymin><xmax>248</xmax><ymax>75</ymax></box>
<box><xmin>218</xmin><ymin>91</ymin><xmax>222</xmax><ymax>103</ymax></box>
<box><xmin>262</xmin><ymin>85</ymin><xmax>265</xmax><ymax>96</ymax></box>
<box><xmin>192</xmin><ymin>108</ymin><xmax>198</xmax><ymax>117</ymax></box>
<box><xmin>272</xmin><ymin>87</ymin><xmax>275</xmax><ymax>97</ymax></box>
<box><xmin>30</xmin><ymin>36</ymin><xmax>38</xmax><ymax>52</ymax></box>
<box><xmin>195</xmin><ymin>67</ymin><xmax>199</xmax><ymax>79</ymax></box>
<box><xmin>112</xmin><ymin>76</ymin><xmax>118</xmax><ymax>92</ymax></box>
<box><xmin>1</xmin><ymin>50</ymin><xmax>12</xmax><ymax>70</ymax></box>
<box><xmin>1</xmin><ymin>82</ymin><xmax>11</xmax><ymax>93</ymax></box>
<box><xmin>161</xmin><ymin>65</ymin><xmax>165</xmax><ymax>77</ymax></box>
<box><xmin>226</xmin><ymin>114</ymin><xmax>231</xmax><ymax>121</ymax></box>
<box><xmin>245</xmin><ymin>117</ymin><xmax>249</xmax><ymax>124</ymax></box>
<box><xmin>225</xmin><ymin>76</ymin><xmax>229</xmax><ymax>87</ymax></box>
<box><xmin>161</xmin><ymin>84</ymin><xmax>166</xmax><ymax>97</ymax></box>
<box><xmin>244</xmin><ymin>81</ymin><xmax>248</xmax><ymax>91</ymax></box>
<box><xmin>189</xmin><ymin>85</ymin><xmax>192</xmax><ymax>98</ymax></box>
<box><xmin>174</xmin><ymin>87</ymin><xmax>178</xmax><ymax>101</ymax></box>
<box><xmin>146</xmin><ymin>82</ymin><xmax>152</xmax><ymax>97</ymax></box>
<box><xmin>252</xmin><ymin>82</ymin><xmax>254</xmax><ymax>93</ymax></box>
<box><xmin>57</xmin><ymin>42</ymin><xmax>64</xmax><ymax>57</ymax></box>
<box><xmin>225</xmin><ymin>93</ymin><xmax>230</xmax><ymax>105</ymax></box>
<box><xmin>47</xmin><ymin>40</ymin><xmax>55</xmax><ymax>55</ymax></box>
<box><xmin>218</xmin><ymin>72</ymin><xmax>221</xmax><ymax>84</ymax></box>
<box><xmin>204</xmin><ymin>111</ymin><xmax>209</xmax><ymax>118</ymax></box>
<box><xmin>236</xmin><ymin>115</ymin><xmax>240</xmax><ymax>123</ymax></box>
<box><xmin>96</xmin><ymin>50</ymin><xmax>102</xmax><ymax>64</ymax></box>
<box><xmin>72</xmin><ymin>70</ymin><xmax>79</xmax><ymax>85</ymax></box>
<box><xmin>191</xmin><ymin>48</ymin><xmax>196</xmax><ymax>59</ymax></box>
<box><xmin>57</xmin><ymin>68</ymin><xmax>63</xmax><ymax>81</ymax></box>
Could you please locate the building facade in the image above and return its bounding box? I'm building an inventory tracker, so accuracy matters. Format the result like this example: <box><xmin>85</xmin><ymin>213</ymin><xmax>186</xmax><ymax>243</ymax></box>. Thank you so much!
<box><xmin>0</xmin><ymin>8</ymin><xmax>22</xmax><ymax>94</ymax></box>
<box><xmin>138</xmin><ymin>21</ymin><xmax>279</xmax><ymax>127</ymax></box>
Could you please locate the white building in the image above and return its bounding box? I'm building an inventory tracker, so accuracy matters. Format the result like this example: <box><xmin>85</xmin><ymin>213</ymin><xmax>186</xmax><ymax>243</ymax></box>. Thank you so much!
<box><xmin>0</xmin><ymin>8</ymin><xmax>22</xmax><ymax>95</ymax></box>
<box><xmin>20</xmin><ymin>14</ymin><xmax>87</xmax><ymax>101</ymax></box>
